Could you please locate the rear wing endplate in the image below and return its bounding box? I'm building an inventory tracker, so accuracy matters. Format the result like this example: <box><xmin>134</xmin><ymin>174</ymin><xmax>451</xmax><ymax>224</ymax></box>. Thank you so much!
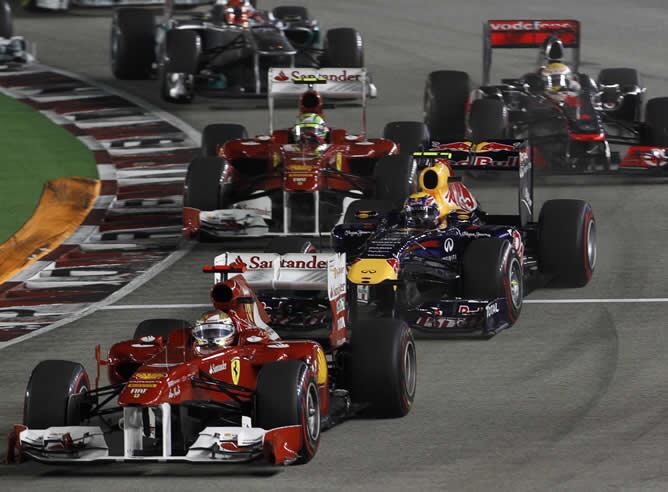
<box><xmin>413</xmin><ymin>140</ymin><xmax>533</xmax><ymax>226</ymax></box>
<box><xmin>483</xmin><ymin>19</ymin><xmax>581</xmax><ymax>84</ymax></box>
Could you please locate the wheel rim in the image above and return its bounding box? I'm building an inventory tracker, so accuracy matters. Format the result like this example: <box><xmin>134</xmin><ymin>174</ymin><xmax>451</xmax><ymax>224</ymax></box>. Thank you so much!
<box><xmin>305</xmin><ymin>382</ymin><xmax>320</xmax><ymax>441</ymax></box>
<box><xmin>403</xmin><ymin>339</ymin><xmax>417</xmax><ymax>399</ymax></box>
<box><xmin>509</xmin><ymin>257</ymin><xmax>523</xmax><ymax>311</ymax></box>
<box><xmin>587</xmin><ymin>219</ymin><xmax>597</xmax><ymax>271</ymax></box>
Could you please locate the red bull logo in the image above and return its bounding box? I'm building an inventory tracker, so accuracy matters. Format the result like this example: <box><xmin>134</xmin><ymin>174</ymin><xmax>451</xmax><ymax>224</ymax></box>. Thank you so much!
<box><xmin>435</xmin><ymin>141</ymin><xmax>472</xmax><ymax>152</ymax></box>
<box><xmin>273</xmin><ymin>71</ymin><xmax>289</xmax><ymax>82</ymax></box>
<box><xmin>474</xmin><ymin>141</ymin><xmax>517</xmax><ymax>152</ymax></box>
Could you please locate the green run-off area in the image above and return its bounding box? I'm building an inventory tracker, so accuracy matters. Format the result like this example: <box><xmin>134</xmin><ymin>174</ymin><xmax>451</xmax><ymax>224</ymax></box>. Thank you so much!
<box><xmin>0</xmin><ymin>93</ymin><xmax>97</xmax><ymax>243</ymax></box>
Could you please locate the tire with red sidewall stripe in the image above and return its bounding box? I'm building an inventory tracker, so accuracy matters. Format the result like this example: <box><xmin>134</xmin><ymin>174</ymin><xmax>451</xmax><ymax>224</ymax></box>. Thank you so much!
<box><xmin>255</xmin><ymin>360</ymin><xmax>320</xmax><ymax>464</ymax></box>
<box><xmin>539</xmin><ymin>199</ymin><xmax>596</xmax><ymax>287</ymax></box>
<box><xmin>352</xmin><ymin>318</ymin><xmax>416</xmax><ymax>418</ymax></box>
<box><xmin>23</xmin><ymin>360</ymin><xmax>90</xmax><ymax>429</ymax></box>
<box><xmin>463</xmin><ymin>238</ymin><xmax>523</xmax><ymax>324</ymax></box>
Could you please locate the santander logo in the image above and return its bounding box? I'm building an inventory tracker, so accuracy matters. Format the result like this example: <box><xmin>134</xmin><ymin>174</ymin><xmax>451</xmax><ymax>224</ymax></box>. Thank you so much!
<box><xmin>235</xmin><ymin>255</ymin><xmax>327</xmax><ymax>270</ymax></box>
<box><xmin>489</xmin><ymin>20</ymin><xmax>576</xmax><ymax>31</ymax></box>
<box><xmin>273</xmin><ymin>71</ymin><xmax>290</xmax><ymax>82</ymax></box>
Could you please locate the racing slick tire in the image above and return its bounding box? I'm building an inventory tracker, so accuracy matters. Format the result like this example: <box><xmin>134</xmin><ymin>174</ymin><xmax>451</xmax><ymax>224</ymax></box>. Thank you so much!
<box><xmin>273</xmin><ymin>6</ymin><xmax>310</xmax><ymax>21</ymax></box>
<box><xmin>201</xmin><ymin>123</ymin><xmax>248</xmax><ymax>158</ymax></box>
<box><xmin>424</xmin><ymin>70</ymin><xmax>471</xmax><ymax>141</ymax></box>
<box><xmin>161</xmin><ymin>29</ymin><xmax>200</xmax><ymax>103</ymax></box>
<box><xmin>468</xmin><ymin>98</ymin><xmax>508</xmax><ymax>142</ymax></box>
<box><xmin>598</xmin><ymin>68</ymin><xmax>641</xmax><ymax>122</ymax></box>
<box><xmin>184</xmin><ymin>157</ymin><xmax>224</xmax><ymax>211</ymax></box>
<box><xmin>323</xmin><ymin>28</ymin><xmax>364</xmax><ymax>68</ymax></box>
<box><xmin>351</xmin><ymin>318</ymin><xmax>416</xmax><ymax>418</ymax></box>
<box><xmin>133</xmin><ymin>318</ymin><xmax>191</xmax><ymax>340</ymax></box>
<box><xmin>539</xmin><ymin>199</ymin><xmax>596</xmax><ymax>287</ymax></box>
<box><xmin>373</xmin><ymin>154</ymin><xmax>417</xmax><ymax>208</ymax></box>
<box><xmin>463</xmin><ymin>238</ymin><xmax>523</xmax><ymax>324</ymax></box>
<box><xmin>0</xmin><ymin>0</ymin><xmax>12</xmax><ymax>39</ymax></box>
<box><xmin>256</xmin><ymin>360</ymin><xmax>320</xmax><ymax>464</ymax></box>
<box><xmin>111</xmin><ymin>8</ymin><xmax>156</xmax><ymax>80</ymax></box>
<box><xmin>383</xmin><ymin>121</ymin><xmax>430</xmax><ymax>155</ymax></box>
<box><xmin>644</xmin><ymin>97</ymin><xmax>668</xmax><ymax>147</ymax></box>
<box><xmin>24</xmin><ymin>360</ymin><xmax>90</xmax><ymax>429</ymax></box>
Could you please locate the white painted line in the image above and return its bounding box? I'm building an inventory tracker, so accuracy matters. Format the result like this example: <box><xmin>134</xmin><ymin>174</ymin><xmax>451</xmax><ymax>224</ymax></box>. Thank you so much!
<box><xmin>101</xmin><ymin>304</ymin><xmax>210</xmax><ymax>311</ymax></box>
<box><xmin>524</xmin><ymin>298</ymin><xmax>668</xmax><ymax>304</ymax></box>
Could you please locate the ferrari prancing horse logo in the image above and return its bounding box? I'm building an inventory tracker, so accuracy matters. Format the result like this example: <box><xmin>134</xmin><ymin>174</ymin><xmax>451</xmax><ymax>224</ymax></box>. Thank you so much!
<box><xmin>231</xmin><ymin>358</ymin><xmax>241</xmax><ymax>385</ymax></box>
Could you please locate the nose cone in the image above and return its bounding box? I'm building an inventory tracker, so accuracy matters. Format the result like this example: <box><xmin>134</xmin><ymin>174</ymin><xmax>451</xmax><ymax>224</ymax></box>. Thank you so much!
<box><xmin>118</xmin><ymin>370</ymin><xmax>169</xmax><ymax>406</ymax></box>
<box><xmin>347</xmin><ymin>259</ymin><xmax>398</xmax><ymax>285</ymax></box>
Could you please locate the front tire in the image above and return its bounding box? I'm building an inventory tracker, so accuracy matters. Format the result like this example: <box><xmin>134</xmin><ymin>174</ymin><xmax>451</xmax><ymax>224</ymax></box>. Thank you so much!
<box><xmin>468</xmin><ymin>98</ymin><xmax>507</xmax><ymax>142</ymax></box>
<box><xmin>463</xmin><ymin>238</ymin><xmax>523</xmax><ymax>323</ymax></box>
<box><xmin>373</xmin><ymin>154</ymin><xmax>417</xmax><ymax>208</ymax></box>
<box><xmin>255</xmin><ymin>360</ymin><xmax>320</xmax><ymax>464</ymax></box>
<box><xmin>161</xmin><ymin>29</ymin><xmax>200</xmax><ymax>103</ymax></box>
<box><xmin>184</xmin><ymin>157</ymin><xmax>224</xmax><ymax>211</ymax></box>
<box><xmin>352</xmin><ymin>318</ymin><xmax>416</xmax><ymax>418</ymax></box>
<box><xmin>24</xmin><ymin>360</ymin><xmax>90</xmax><ymax>429</ymax></box>
<box><xmin>0</xmin><ymin>0</ymin><xmax>12</xmax><ymax>39</ymax></box>
<box><xmin>539</xmin><ymin>199</ymin><xmax>596</xmax><ymax>287</ymax></box>
<box><xmin>644</xmin><ymin>97</ymin><xmax>668</xmax><ymax>147</ymax></box>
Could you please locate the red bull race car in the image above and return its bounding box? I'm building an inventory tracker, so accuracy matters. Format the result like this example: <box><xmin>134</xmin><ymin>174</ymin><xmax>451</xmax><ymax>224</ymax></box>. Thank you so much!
<box><xmin>333</xmin><ymin>140</ymin><xmax>597</xmax><ymax>337</ymax></box>
<box><xmin>5</xmin><ymin>262</ymin><xmax>416</xmax><ymax>465</ymax></box>
<box><xmin>182</xmin><ymin>68</ymin><xmax>429</xmax><ymax>239</ymax></box>
<box><xmin>424</xmin><ymin>19</ymin><xmax>668</xmax><ymax>173</ymax></box>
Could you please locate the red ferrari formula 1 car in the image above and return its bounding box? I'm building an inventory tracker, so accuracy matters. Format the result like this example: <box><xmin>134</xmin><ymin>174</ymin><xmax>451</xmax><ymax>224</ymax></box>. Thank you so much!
<box><xmin>424</xmin><ymin>19</ymin><xmax>668</xmax><ymax>173</ymax></box>
<box><xmin>5</xmin><ymin>262</ymin><xmax>415</xmax><ymax>466</ymax></box>
<box><xmin>182</xmin><ymin>67</ymin><xmax>429</xmax><ymax>239</ymax></box>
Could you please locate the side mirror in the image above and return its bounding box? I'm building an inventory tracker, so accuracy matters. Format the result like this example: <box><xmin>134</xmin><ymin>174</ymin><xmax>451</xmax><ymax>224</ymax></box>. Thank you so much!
<box><xmin>523</xmin><ymin>73</ymin><xmax>545</xmax><ymax>94</ymax></box>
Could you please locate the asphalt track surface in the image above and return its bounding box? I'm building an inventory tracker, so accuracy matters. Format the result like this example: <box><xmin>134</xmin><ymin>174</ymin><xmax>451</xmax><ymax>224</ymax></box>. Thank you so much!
<box><xmin>2</xmin><ymin>1</ymin><xmax>668</xmax><ymax>490</ymax></box>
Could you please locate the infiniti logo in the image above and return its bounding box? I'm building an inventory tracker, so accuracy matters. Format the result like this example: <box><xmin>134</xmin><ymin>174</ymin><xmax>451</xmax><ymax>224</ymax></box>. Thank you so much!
<box><xmin>443</xmin><ymin>238</ymin><xmax>454</xmax><ymax>253</ymax></box>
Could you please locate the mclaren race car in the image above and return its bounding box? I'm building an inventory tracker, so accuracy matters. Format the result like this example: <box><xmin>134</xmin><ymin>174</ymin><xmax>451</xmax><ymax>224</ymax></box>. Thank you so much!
<box><xmin>182</xmin><ymin>68</ymin><xmax>429</xmax><ymax>239</ymax></box>
<box><xmin>424</xmin><ymin>19</ymin><xmax>668</xmax><ymax>173</ymax></box>
<box><xmin>5</xmin><ymin>261</ymin><xmax>415</xmax><ymax>465</ymax></box>
<box><xmin>111</xmin><ymin>0</ymin><xmax>369</xmax><ymax>103</ymax></box>
<box><xmin>332</xmin><ymin>140</ymin><xmax>597</xmax><ymax>337</ymax></box>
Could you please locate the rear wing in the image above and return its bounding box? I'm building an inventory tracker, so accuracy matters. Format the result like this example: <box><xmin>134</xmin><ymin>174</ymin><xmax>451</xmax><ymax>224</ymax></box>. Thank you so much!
<box><xmin>213</xmin><ymin>252</ymin><xmax>346</xmax><ymax>302</ymax></box>
<box><xmin>483</xmin><ymin>19</ymin><xmax>581</xmax><ymax>84</ymax></box>
<box><xmin>267</xmin><ymin>67</ymin><xmax>369</xmax><ymax>134</ymax></box>
<box><xmin>413</xmin><ymin>140</ymin><xmax>533</xmax><ymax>226</ymax></box>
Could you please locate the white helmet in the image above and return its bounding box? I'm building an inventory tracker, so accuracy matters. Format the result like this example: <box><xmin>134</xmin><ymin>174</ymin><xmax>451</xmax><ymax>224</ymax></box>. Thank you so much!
<box><xmin>541</xmin><ymin>62</ymin><xmax>572</xmax><ymax>93</ymax></box>
<box><xmin>193</xmin><ymin>311</ymin><xmax>236</xmax><ymax>353</ymax></box>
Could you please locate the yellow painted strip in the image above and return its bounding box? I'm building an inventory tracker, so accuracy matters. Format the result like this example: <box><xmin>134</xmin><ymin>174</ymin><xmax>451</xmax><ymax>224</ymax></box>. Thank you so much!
<box><xmin>0</xmin><ymin>177</ymin><xmax>100</xmax><ymax>284</ymax></box>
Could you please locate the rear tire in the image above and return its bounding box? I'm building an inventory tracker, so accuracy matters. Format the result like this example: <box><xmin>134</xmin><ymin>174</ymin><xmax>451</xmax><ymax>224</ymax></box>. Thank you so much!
<box><xmin>161</xmin><ymin>29</ymin><xmax>200</xmax><ymax>103</ymax></box>
<box><xmin>323</xmin><ymin>28</ymin><xmax>363</xmax><ymax>68</ymax></box>
<box><xmin>111</xmin><ymin>8</ymin><xmax>156</xmax><ymax>80</ymax></box>
<box><xmin>424</xmin><ymin>70</ymin><xmax>471</xmax><ymax>141</ymax></box>
<box><xmin>352</xmin><ymin>318</ymin><xmax>416</xmax><ymax>418</ymax></box>
<box><xmin>373</xmin><ymin>154</ymin><xmax>417</xmax><ymax>208</ymax></box>
<box><xmin>468</xmin><ymin>98</ymin><xmax>507</xmax><ymax>142</ymax></box>
<box><xmin>383</xmin><ymin>121</ymin><xmax>430</xmax><ymax>155</ymax></box>
<box><xmin>644</xmin><ymin>97</ymin><xmax>668</xmax><ymax>146</ymax></box>
<box><xmin>255</xmin><ymin>360</ymin><xmax>320</xmax><ymax>464</ymax></box>
<box><xmin>463</xmin><ymin>238</ymin><xmax>523</xmax><ymax>323</ymax></box>
<box><xmin>133</xmin><ymin>318</ymin><xmax>191</xmax><ymax>340</ymax></box>
<box><xmin>201</xmin><ymin>123</ymin><xmax>247</xmax><ymax>158</ymax></box>
<box><xmin>24</xmin><ymin>360</ymin><xmax>90</xmax><ymax>429</ymax></box>
<box><xmin>0</xmin><ymin>0</ymin><xmax>12</xmax><ymax>39</ymax></box>
<box><xmin>598</xmin><ymin>68</ymin><xmax>641</xmax><ymax>122</ymax></box>
<box><xmin>184</xmin><ymin>157</ymin><xmax>224</xmax><ymax>211</ymax></box>
<box><xmin>539</xmin><ymin>199</ymin><xmax>596</xmax><ymax>287</ymax></box>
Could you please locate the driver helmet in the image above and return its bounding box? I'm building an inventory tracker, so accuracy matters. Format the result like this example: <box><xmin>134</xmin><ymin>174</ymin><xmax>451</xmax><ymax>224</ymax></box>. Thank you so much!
<box><xmin>222</xmin><ymin>0</ymin><xmax>251</xmax><ymax>26</ymax></box>
<box><xmin>541</xmin><ymin>62</ymin><xmax>573</xmax><ymax>94</ymax></box>
<box><xmin>403</xmin><ymin>192</ymin><xmax>441</xmax><ymax>228</ymax></box>
<box><xmin>193</xmin><ymin>311</ymin><xmax>236</xmax><ymax>353</ymax></box>
<box><xmin>292</xmin><ymin>113</ymin><xmax>329</xmax><ymax>145</ymax></box>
